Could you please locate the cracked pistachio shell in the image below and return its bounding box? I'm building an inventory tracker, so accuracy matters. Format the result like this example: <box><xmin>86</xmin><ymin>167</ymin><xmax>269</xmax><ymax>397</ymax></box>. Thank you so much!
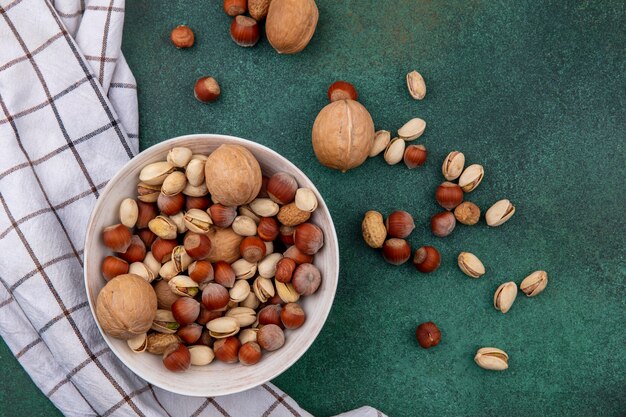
<box><xmin>159</xmin><ymin>260</ymin><xmax>180</xmax><ymax>281</ymax></box>
<box><xmin>239</xmin><ymin>206</ymin><xmax>261</xmax><ymax>224</ymax></box>
<box><xmin>119</xmin><ymin>198</ymin><xmax>138</xmax><ymax>228</ymax></box>
<box><xmin>232</xmin><ymin>215</ymin><xmax>258</xmax><ymax>236</ymax></box>
<box><xmin>294</xmin><ymin>188</ymin><xmax>318</xmax><ymax>212</ymax></box>
<box><xmin>139</xmin><ymin>161</ymin><xmax>175</xmax><ymax>186</ymax></box>
<box><xmin>253</xmin><ymin>277</ymin><xmax>275</xmax><ymax>302</ymax></box>
<box><xmin>457</xmin><ymin>252</ymin><xmax>485</xmax><ymax>278</ymax></box>
<box><xmin>249</xmin><ymin>198</ymin><xmax>280</xmax><ymax>217</ymax></box>
<box><xmin>183</xmin><ymin>209</ymin><xmax>212</xmax><ymax>234</ymax></box>
<box><xmin>485</xmin><ymin>199</ymin><xmax>516</xmax><ymax>227</ymax></box>
<box><xmin>206</xmin><ymin>317</ymin><xmax>240</xmax><ymax>338</ymax></box>
<box><xmin>189</xmin><ymin>345</ymin><xmax>214</xmax><ymax>366</ymax></box>
<box><xmin>458</xmin><ymin>164</ymin><xmax>484</xmax><ymax>192</ymax></box>
<box><xmin>384</xmin><ymin>138</ymin><xmax>405</xmax><ymax>165</ymax></box>
<box><xmin>127</xmin><ymin>333</ymin><xmax>148</xmax><ymax>353</ymax></box>
<box><xmin>442</xmin><ymin>151</ymin><xmax>465</xmax><ymax>181</ymax></box>
<box><xmin>170</xmin><ymin>211</ymin><xmax>187</xmax><ymax>233</ymax></box>
<box><xmin>520</xmin><ymin>270</ymin><xmax>548</xmax><ymax>297</ymax></box>
<box><xmin>185</xmin><ymin>158</ymin><xmax>206</xmax><ymax>187</ymax></box>
<box><xmin>239</xmin><ymin>328</ymin><xmax>258</xmax><ymax>345</ymax></box>
<box><xmin>128</xmin><ymin>262</ymin><xmax>155</xmax><ymax>283</ymax></box>
<box><xmin>229</xmin><ymin>280</ymin><xmax>251</xmax><ymax>303</ymax></box>
<box><xmin>205</xmin><ymin>144</ymin><xmax>262</xmax><ymax>206</ymax></box>
<box><xmin>226</xmin><ymin>307</ymin><xmax>256</xmax><ymax>327</ymax></box>
<box><xmin>167</xmin><ymin>147</ymin><xmax>193</xmax><ymax>168</ymax></box>
<box><xmin>168</xmin><ymin>275</ymin><xmax>199</xmax><ymax>297</ymax></box>
<box><xmin>143</xmin><ymin>252</ymin><xmax>161</xmax><ymax>277</ymax></box>
<box><xmin>474</xmin><ymin>347</ymin><xmax>509</xmax><ymax>371</ymax></box>
<box><xmin>406</xmin><ymin>70</ymin><xmax>426</xmax><ymax>100</ymax></box>
<box><xmin>258</xmin><ymin>253</ymin><xmax>283</xmax><ymax>278</ymax></box>
<box><xmin>172</xmin><ymin>246</ymin><xmax>192</xmax><ymax>272</ymax></box>
<box><xmin>369</xmin><ymin>130</ymin><xmax>391</xmax><ymax>157</ymax></box>
<box><xmin>151</xmin><ymin>309</ymin><xmax>179</xmax><ymax>334</ymax></box>
<box><xmin>148</xmin><ymin>215</ymin><xmax>177</xmax><ymax>240</ymax></box>
<box><xmin>493</xmin><ymin>282</ymin><xmax>518</xmax><ymax>313</ymax></box>
<box><xmin>231</xmin><ymin>258</ymin><xmax>257</xmax><ymax>280</ymax></box>
<box><xmin>161</xmin><ymin>171</ymin><xmax>187</xmax><ymax>196</ymax></box>
<box><xmin>398</xmin><ymin>118</ymin><xmax>426</xmax><ymax>141</ymax></box>
<box><xmin>275</xmin><ymin>280</ymin><xmax>300</xmax><ymax>303</ymax></box>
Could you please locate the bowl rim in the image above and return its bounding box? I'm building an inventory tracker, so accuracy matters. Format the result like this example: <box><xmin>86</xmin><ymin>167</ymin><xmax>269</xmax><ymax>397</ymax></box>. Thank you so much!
<box><xmin>83</xmin><ymin>133</ymin><xmax>339</xmax><ymax>396</ymax></box>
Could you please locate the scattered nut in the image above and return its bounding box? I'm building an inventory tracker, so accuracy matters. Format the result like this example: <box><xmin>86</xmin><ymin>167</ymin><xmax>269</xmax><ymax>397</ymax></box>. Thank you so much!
<box><xmin>403</xmin><ymin>144</ymin><xmax>427</xmax><ymax>168</ymax></box>
<box><xmin>384</xmin><ymin>137</ymin><xmax>406</xmax><ymax>165</ymax></box>
<box><xmin>441</xmin><ymin>151</ymin><xmax>465</xmax><ymax>181</ymax></box>
<box><xmin>415</xmin><ymin>322</ymin><xmax>441</xmax><ymax>348</ymax></box>
<box><xmin>265</xmin><ymin>0</ymin><xmax>319</xmax><ymax>54</ymax></box>
<box><xmin>457</xmin><ymin>252</ymin><xmax>485</xmax><ymax>278</ymax></box>
<box><xmin>485</xmin><ymin>199</ymin><xmax>515</xmax><ymax>227</ymax></box>
<box><xmin>406</xmin><ymin>70</ymin><xmax>426</xmax><ymax>100</ymax></box>
<box><xmin>494</xmin><ymin>281</ymin><xmax>517</xmax><ymax>313</ymax></box>
<box><xmin>397</xmin><ymin>118</ymin><xmax>426</xmax><ymax>141</ymax></box>
<box><xmin>454</xmin><ymin>201</ymin><xmax>481</xmax><ymax>225</ymax></box>
<box><xmin>520</xmin><ymin>270</ymin><xmax>548</xmax><ymax>297</ymax></box>
<box><xmin>170</xmin><ymin>25</ymin><xmax>194</xmax><ymax>48</ymax></box>
<box><xmin>475</xmin><ymin>347</ymin><xmax>509</xmax><ymax>371</ymax></box>
<box><xmin>369</xmin><ymin>130</ymin><xmax>391</xmax><ymax>157</ymax></box>
<box><xmin>361</xmin><ymin>210</ymin><xmax>387</xmax><ymax>249</ymax></box>
<box><xmin>458</xmin><ymin>164</ymin><xmax>484</xmax><ymax>192</ymax></box>
<box><xmin>327</xmin><ymin>80</ymin><xmax>358</xmax><ymax>102</ymax></box>
<box><xmin>194</xmin><ymin>77</ymin><xmax>221</xmax><ymax>103</ymax></box>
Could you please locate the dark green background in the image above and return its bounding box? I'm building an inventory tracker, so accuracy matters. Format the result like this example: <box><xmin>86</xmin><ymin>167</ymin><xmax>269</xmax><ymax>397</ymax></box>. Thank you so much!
<box><xmin>1</xmin><ymin>0</ymin><xmax>624</xmax><ymax>416</ymax></box>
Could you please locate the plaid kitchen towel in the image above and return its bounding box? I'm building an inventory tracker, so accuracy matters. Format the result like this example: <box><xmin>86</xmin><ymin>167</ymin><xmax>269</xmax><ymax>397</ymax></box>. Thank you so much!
<box><xmin>0</xmin><ymin>0</ymin><xmax>386</xmax><ymax>416</ymax></box>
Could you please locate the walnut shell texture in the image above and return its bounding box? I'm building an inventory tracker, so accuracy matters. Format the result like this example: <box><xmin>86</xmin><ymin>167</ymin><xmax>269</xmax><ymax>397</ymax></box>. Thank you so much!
<box><xmin>205</xmin><ymin>227</ymin><xmax>244</xmax><ymax>263</ymax></box>
<box><xmin>205</xmin><ymin>144</ymin><xmax>262</xmax><ymax>206</ymax></box>
<box><xmin>312</xmin><ymin>99</ymin><xmax>375</xmax><ymax>172</ymax></box>
<box><xmin>96</xmin><ymin>274</ymin><xmax>157</xmax><ymax>340</ymax></box>
<box><xmin>266</xmin><ymin>0</ymin><xmax>319</xmax><ymax>54</ymax></box>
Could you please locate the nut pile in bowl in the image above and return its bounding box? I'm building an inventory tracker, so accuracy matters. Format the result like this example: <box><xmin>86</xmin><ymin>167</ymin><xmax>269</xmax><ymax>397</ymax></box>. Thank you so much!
<box><xmin>96</xmin><ymin>144</ymin><xmax>324</xmax><ymax>372</ymax></box>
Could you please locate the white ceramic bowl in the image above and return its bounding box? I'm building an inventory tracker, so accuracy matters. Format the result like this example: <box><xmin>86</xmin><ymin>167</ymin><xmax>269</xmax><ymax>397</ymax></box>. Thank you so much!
<box><xmin>84</xmin><ymin>134</ymin><xmax>339</xmax><ymax>397</ymax></box>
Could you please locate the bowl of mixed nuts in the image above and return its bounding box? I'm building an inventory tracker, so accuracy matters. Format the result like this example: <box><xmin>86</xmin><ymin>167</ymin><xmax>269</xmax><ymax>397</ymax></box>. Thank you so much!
<box><xmin>84</xmin><ymin>134</ymin><xmax>339</xmax><ymax>396</ymax></box>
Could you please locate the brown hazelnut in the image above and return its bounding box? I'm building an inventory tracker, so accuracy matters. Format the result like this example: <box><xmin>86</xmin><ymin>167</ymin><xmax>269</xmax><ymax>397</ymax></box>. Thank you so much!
<box><xmin>385</xmin><ymin>211</ymin><xmax>415</xmax><ymax>239</ymax></box>
<box><xmin>258</xmin><ymin>304</ymin><xmax>283</xmax><ymax>327</ymax></box>
<box><xmin>454</xmin><ymin>201</ymin><xmax>481</xmax><ymax>225</ymax></box>
<box><xmin>136</xmin><ymin>201</ymin><xmax>158</xmax><ymax>229</ymax></box>
<box><xmin>431</xmin><ymin>211</ymin><xmax>456</xmax><ymax>237</ymax></box>
<box><xmin>280</xmin><ymin>225</ymin><xmax>295</xmax><ymax>246</ymax></box>
<box><xmin>197</xmin><ymin>329</ymin><xmax>214</xmax><ymax>347</ymax></box>
<box><xmin>403</xmin><ymin>144</ymin><xmax>427</xmax><ymax>169</ymax></box>
<box><xmin>205</xmin><ymin>144</ymin><xmax>262</xmax><ymax>207</ymax></box>
<box><xmin>293</xmin><ymin>223</ymin><xmax>324</xmax><ymax>255</ymax></box>
<box><xmin>151</xmin><ymin>238</ymin><xmax>177</xmax><ymax>263</ymax></box>
<box><xmin>257</xmin><ymin>324</ymin><xmax>285</xmax><ymax>351</ymax></box>
<box><xmin>239</xmin><ymin>342</ymin><xmax>262</xmax><ymax>365</ymax></box>
<box><xmin>101</xmin><ymin>256</ymin><xmax>129</xmax><ymax>281</ymax></box>
<box><xmin>267</xmin><ymin>294</ymin><xmax>285</xmax><ymax>306</ymax></box>
<box><xmin>257</xmin><ymin>217</ymin><xmax>280</xmax><ymax>242</ymax></box>
<box><xmin>209</xmin><ymin>204</ymin><xmax>237</xmax><ymax>228</ymax></box>
<box><xmin>102</xmin><ymin>224</ymin><xmax>132</xmax><ymax>253</ymax></box>
<box><xmin>223</xmin><ymin>0</ymin><xmax>246</xmax><ymax>16</ymax></box>
<box><xmin>201</xmin><ymin>283</ymin><xmax>230</xmax><ymax>310</ymax></box>
<box><xmin>265</xmin><ymin>0</ymin><xmax>318</xmax><ymax>54</ymax></box>
<box><xmin>162</xmin><ymin>343</ymin><xmax>191</xmax><ymax>371</ymax></box>
<box><xmin>194</xmin><ymin>76</ymin><xmax>221</xmax><ymax>103</ymax></box>
<box><xmin>230</xmin><ymin>15</ymin><xmax>260</xmax><ymax>47</ymax></box>
<box><xmin>435</xmin><ymin>182</ymin><xmax>464</xmax><ymax>211</ymax></box>
<box><xmin>137</xmin><ymin>228</ymin><xmax>157</xmax><ymax>248</ymax></box>
<box><xmin>177</xmin><ymin>323</ymin><xmax>203</xmax><ymax>344</ymax></box>
<box><xmin>292</xmin><ymin>263</ymin><xmax>321</xmax><ymax>295</ymax></box>
<box><xmin>185</xmin><ymin>196</ymin><xmax>211</xmax><ymax>211</ymax></box>
<box><xmin>281</xmin><ymin>302</ymin><xmax>305</xmax><ymax>329</ymax></box>
<box><xmin>415</xmin><ymin>321</ymin><xmax>441</xmax><ymax>349</ymax></box>
<box><xmin>157</xmin><ymin>193</ymin><xmax>185</xmax><ymax>216</ymax></box>
<box><xmin>327</xmin><ymin>81</ymin><xmax>358</xmax><ymax>102</ymax></box>
<box><xmin>275</xmin><ymin>257</ymin><xmax>296</xmax><ymax>283</ymax></box>
<box><xmin>413</xmin><ymin>246</ymin><xmax>441</xmax><ymax>273</ymax></box>
<box><xmin>118</xmin><ymin>235</ymin><xmax>146</xmax><ymax>263</ymax></box>
<box><xmin>382</xmin><ymin>238</ymin><xmax>411</xmax><ymax>265</ymax></box>
<box><xmin>267</xmin><ymin>172</ymin><xmax>298</xmax><ymax>204</ymax></box>
<box><xmin>171</xmin><ymin>297</ymin><xmax>200</xmax><ymax>326</ymax></box>
<box><xmin>213</xmin><ymin>261</ymin><xmax>236</xmax><ymax>288</ymax></box>
<box><xmin>239</xmin><ymin>236</ymin><xmax>266</xmax><ymax>263</ymax></box>
<box><xmin>214</xmin><ymin>336</ymin><xmax>240</xmax><ymax>363</ymax></box>
<box><xmin>170</xmin><ymin>25</ymin><xmax>194</xmax><ymax>48</ymax></box>
<box><xmin>188</xmin><ymin>260</ymin><xmax>214</xmax><ymax>285</ymax></box>
<box><xmin>183</xmin><ymin>233</ymin><xmax>212</xmax><ymax>260</ymax></box>
<box><xmin>283</xmin><ymin>245</ymin><xmax>313</xmax><ymax>264</ymax></box>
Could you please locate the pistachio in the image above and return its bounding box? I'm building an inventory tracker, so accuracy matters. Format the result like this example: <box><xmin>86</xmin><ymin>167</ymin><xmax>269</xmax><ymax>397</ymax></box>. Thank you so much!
<box><xmin>232</xmin><ymin>215</ymin><xmax>258</xmax><ymax>236</ymax></box>
<box><xmin>206</xmin><ymin>317</ymin><xmax>240</xmax><ymax>338</ymax></box>
<box><xmin>183</xmin><ymin>209</ymin><xmax>212</xmax><ymax>234</ymax></box>
<box><xmin>137</xmin><ymin>182</ymin><xmax>160</xmax><ymax>203</ymax></box>
<box><xmin>275</xmin><ymin>280</ymin><xmax>300</xmax><ymax>303</ymax></box>
<box><xmin>253</xmin><ymin>277</ymin><xmax>275</xmax><ymax>303</ymax></box>
<box><xmin>168</xmin><ymin>275</ymin><xmax>199</xmax><ymax>297</ymax></box>
<box><xmin>185</xmin><ymin>158</ymin><xmax>206</xmax><ymax>187</ymax></box>
<box><xmin>458</xmin><ymin>164</ymin><xmax>484</xmax><ymax>192</ymax></box>
<box><xmin>231</xmin><ymin>258</ymin><xmax>257</xmax><ymax>280</ymax></box>
<box><xmin>397</xmin><ymin>118</ymin><xmax>426</xmax><ymax>141</ymax></box>
<box><xmin>169</xmin><ymin>211</ymin><xmax>187</xmax><ymax>233</ymax></box>
<box><xmin>457</xmin><ymin>252</ymin><xmax>485</xmax><ymax>278</ymax></box>
<box><xmin>249</xmin><ymin>198</ymin><xmax>280</xmax><ymax>217</ymax></box>
<box><xmin>161</xmin><ymin>171</ymin><xmax>187</xmax><ymax>196</ymax></box>
<box><xmin>264</xmin><ymin>240</ymin><xmax>274</xmax><ymax>256</ymax></box>
<box><xmin>258</xmin><ymin>253</ymin><xmax>283</xmax><ymax>278</ymax></box>
<box><xmin>139</xmin><ymin>161</ymin><xmax>176</xmax><ymax>185</ymax></box>
<box><xmin>166</xmin><ymin>147</ymin><xmax>193</xmax><ymax>168</ymax></box>
<box><xmin>406</xmin><ymin>70</ymin><xmax>426</xmax><ymax>100</ymax></box>
<box><xmin>146</xmin><ymin>333</ymin><xmax>180</xmax><ymax>354</ymax></box>
<box><xmin>188</xmin><ymin>345</ymin><xmax>214</xmax><ymax>366</ymax></box>
<box><xmin>151</xmin><ymin>309</ymin><xmax>179</xmax><ymax>334</ymax></box>
<box><xmin>127</xmin><ymin>333</ymin><xmax>147</xmax><ymax>353</ymax></box>
<box><xmin>474</xmin><ymin>347</ymin><xmax>509</xmax><ymax>371</ymax></box>
<box><xmin>119</xmin><ymin>198</ymin><xmax>138</xmax><ymax>228</ymax></box>
<box><xmin>191</xmin><ymin>154</ymin><xmax>208</xmax><ymax>162</ymax></box>
<box><xmin>384</xmin><ymin>137</ymin><xmax>405</xmax><ymax>165</ymax></box>
<box><xmin>493</xmin><ymin>282</ymin><xmax>517</xmax><ymax>313</ymax></box>
<box><xmin>148</xmin><ymin>215</ymin><xmax>177</xmax><ymax>240</ymax></box>
<box><xmin>229</xmin><ymin>280</ymin><xmax>251</xmax><ymax>303</ymax></box>
<box><xmin>520</xmin><ymin>270</ymin><xmax>548</xmax><ymax>297</ymax></box>
<box><xmin>182</xmin><ymin>182</ymin><xmax>208</xmax><ymax>197</ymax></box>
<box><xmin>369</xmin><ymin>130</ymin><xmax>391</xmax><ymax>157</ymax></box>
<box><xmin>226</xmin><ymin>307</ymin><xmax>256</xmax><ymax>327</ymax></box>
<box><xmin>238</xmin><ymin>206</ymin><xmax>261</xmax><ymax>224</ymax></box>
<box><xmin>485</xmin><ymin>199</ymin><xmax>515</xmax><ymax>227</ymax></box>
<box><xmin>128</xmin><ymin>262</ymin><xmax>155</xmax><ymax>282</ymax></box>
<box><xmin>143</xmin><ymin>252</ymin><xmax>161</xmax><ymax>277</ymax></box>
<box><xmin>172</xmin><ymin>246</ymin><xmax>192</xmax><ymax>272</ymax></box>
<box><xmin>239</xmin><ymin>328</ymin><xmax>258</xmax><ymax>345</ymax></box>
<box><xmin>240</xmin><ymin>292</ymin><xmax>260</xmax><ymax>310</ymax></box>
<box><xmin>442</xmin><ymin>151</ymin><xmax>465</xmax><ymax>181</ymax></box>
<box><xmin>294</xmin><ymin>188</ymin><xmax>318</xmax><ymax>212</ymax></box>
<box><xmin>159</xmin><ymin>260</ymin><xmax>179</xmax><ymax>280</ymax></box>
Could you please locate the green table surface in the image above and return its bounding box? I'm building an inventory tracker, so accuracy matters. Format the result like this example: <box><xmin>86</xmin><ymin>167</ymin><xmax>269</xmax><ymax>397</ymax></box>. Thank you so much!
<box><xmin>1</xmin><ymin>1</ymin><xmax>624</xmax><ymax>416</ymax></box>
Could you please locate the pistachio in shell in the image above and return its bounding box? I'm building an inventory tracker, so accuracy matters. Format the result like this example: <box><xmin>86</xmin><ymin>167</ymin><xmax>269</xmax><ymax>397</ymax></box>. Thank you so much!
<box><xmin>205</xmin><ymin>144</ymin><xmax>262</xmax><ymax>207</ymax></box>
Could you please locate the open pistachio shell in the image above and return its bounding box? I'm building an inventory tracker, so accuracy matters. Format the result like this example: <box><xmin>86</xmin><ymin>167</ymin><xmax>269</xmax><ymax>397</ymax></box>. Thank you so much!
<box><xmin>167</xmin><ymin>147</ymin><xmax>193</xmax><ymax>168</ymax></box>
<box><xmin>229</xmin><ymin>280</ymin><xmax>251</xmax><ymax>303</ymax></box>
<box><xmin>231</xmin><ymin>258</ymin><xmax>257</xmax><ymax>280</ymax></box>
<box><xmin>226</xmin><ymin>307</ymin><xmax>257</xmax><ymax>327</ymax></box>
<box><xmin>493</xmin><ymin>282</ymin><xmax>517</xmax><ymax>313</ymax></box>
<box><xmin>183</xmin><ymin>209</ymin><xmax>212</xmax><ymax>234</ymax></box>
<box><xmin>206</xmin><ymin>317</ymin><xmax>240</xmax><ymax>338</ymax></box>
<box><xmin>151</xmin><ymin>309</ymin><xmax>179</xmax><ymax>334</ymax></box>
<box><xmin>474</xmin><ymin>347</ymin><xmax>509</xmax><ymax>371</ymax></box>
<box><xmin>127</xmin><ymin>333</ymin><xmax>148</xmax><ymax>353</ymax></box>
<box><xmin>485</xmin><ymin>199</ymin><xmax>515</xmax><ymax>227</ymax></box>
<box><xmin>275</xmin><ymin>280</ymin><xmax>300</xmax><ymax>303</ymax></box>
<box><xmin>168</xmin><ymin>275</ymin><xmax>199</xmax><ymax>297</ymax></box>
<box><xmin>458</xmin><ymin>164</ymin><xmax>484</xmax><ymax>193</ymax></box>
<box><xmin>442</xmin><ymin>151</ymin><xmax>465</xmax><ymax>181</ymax></box>
<box><xmin>139</xmin><ymin>161</ymin><xmax>176</xmax><ymax>186</ymax></box>
<box><xmin>258</xmin><ymin>253</ymin><xmax>283</xmax><ymax>278</ymax></box>
<box><xmin>520</xmin><ymin>270</ymin><xmax>548</xmax><ymax>297</ymax></box>
<box><xmin>457</xmin><ymin>252</ymin><xmax>485</xmax><ymax>278</ymax></box>
<box><xmin>397</xmin><ymin>118</ymin><xmax>426</xmax><ymax>141</ymax></box>
<box><xmin>253</xmin><ymin>277</ymin><xmax>275</xmax><ymax>303</ymax></box>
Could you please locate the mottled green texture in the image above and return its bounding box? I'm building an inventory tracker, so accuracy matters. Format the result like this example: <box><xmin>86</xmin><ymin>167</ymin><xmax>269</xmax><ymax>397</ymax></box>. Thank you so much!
<box><xmin>2</xmin><ymin>1</ymin><xmax>624</xmax><ymax>416</ymax></box>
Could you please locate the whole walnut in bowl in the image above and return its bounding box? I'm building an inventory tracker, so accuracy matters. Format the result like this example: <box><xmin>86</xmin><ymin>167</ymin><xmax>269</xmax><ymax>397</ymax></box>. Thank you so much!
<box><xmin>205</xmin><ymin>144</ymin><xmax>262</xmax><ymax>206</ymax></box>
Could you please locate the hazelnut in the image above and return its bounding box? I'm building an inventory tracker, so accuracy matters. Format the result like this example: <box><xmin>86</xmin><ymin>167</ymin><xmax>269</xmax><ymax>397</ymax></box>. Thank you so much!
<box><xmin>258</xmin><ymin>304</ymin><xmax>283</xmax><ymax>327</ymax></box>
<box><xmin>213</xmin><ymin>261</ymin><xmax>236</xmax><ymax>288</ymax></box>
<box><xmin>188</xmin><ymin>260</ymin><xmax>214</xmax><ymax>285</ymax></box>
<box><xmin>239</xmin><ymin>342</ymin><xmax>262</xmax><ymax>365</ymax></box>
<box><xmin>185</xmin><ymin>195</ymin><xmax>211</xmax><ymax>211</ymax></box>
<box><xmin>177</xmin><ymin>323</ymin><xmax>203</xmax><ymax>344</ymax></box>
<box><xmin>239</xmin><ymin>236</ymin><xmax>266</xmax><ymax>263</ymax></box>
<box><xmin>136</xmin><ymin>201</ymin><xmax>158</xmax><ymax>229</ymax></box>
<box><xmin>291</xmin><ymin>263</ymin><xmax>321</xmax><ymax>295</ymax></box>
<box><xmin>183</xmin><ymin>233</ymin><xmax>212</xmax><ymax>260</ymax></box>
<box><xmin>213</xmin><ymin>336</ymin><xmax>241</xmax><ymax>363</ymax></box>
<box><xmin>431</xmin><ymin>211</ymin><xmax>456</xmax><ymax>237</ymax></box>
<box><xmin>157</xmin><ymin>193</ymin><xmax>185</xmax><ymax>215</ymax></box>
<box><xmin>280</xmin><ymin>302</ymin><xmax>305</xmax><ymax>329</ymax></box>
<box><xmin>257</xmin><ymin>217</ymin><xmax>280</xmax><ymax>241</ymax></box>
<box><xmin>223</xmin><ymin>0</ymin><xmax>247</xmax><ymax>16</ymax></box>
<box><xmin>403</xmin><ymin>144</ymin><xmax>427</xmax><ymax>169</ymax></box>
<box><xmin>382</xmin><ymin>238</ymin><xmax>411</xmax><ymax>265</ymax></box>
<box><xmin>435</xmin><ymin>182</ymin><xmax>464</xmax><ymax>211</ymax></box>
<box><xmin>171</xmin><ymin>297</ymin><xmax>200</xmax><ymax>325</ymax></box>
<box><xmin>196</xmin><ymin>305</ymin><xmax>222</xmax><ymax>326</ymax></box>
<box><xmin>170</xmin><ymin>25</ymin><xmax>194</xmax><ymax>48</ymax></box>
<box><xmin>385</xmin><ymin>211</ymin><xmax>415</xmax><ymax>239</ymax></box>
<box><xmin>230</xmin><ymin>15</ymin><xmax>260</xmax><ymax>47</ymax></box>
<box><xmin>415</xmin><ymin>322</ymin><xmax>441</xmax><ymax>349</ymax></box>
<box><xmin>248</xmin><ymin>0</ymin><xmax>270</xmax><ymax>20</ymax></box>
<box><xmin>102</xmin><ymin>224</ymin><xmax>132</xmax><ymax>253</ymax></box>
<box><xmin>413</xmin><ymin>246</ymin><xmax>441</xmax><ymax>273</ymax></box>
<box><xmin>275</xmin><ymin>257</ymin><xmax>296</xmax><ymax>283</ymax></box>
<box><xmin>201</xmin><ymin>283</ymin><xmax>230</xmax><ymax>310</ymax></box>
<box><xmin>267</xmin><ymin>172</ymin><xmax>298</xmax><ymax>204</ymax></box>
<box><xmin>198</xmin><ymin>329</ymin><xmax>214</xmax><ymax>347</ymax></box>
<box><xmin>118</xmin><ymin>235</ymin><xmax>146</xmax><ymax>263</ymax></box>
<box><xmin>312</xmin><ymin>100</ymin><xmax>375</xmax><ymax>172</ymax></box>
<box><xmin>209</xmin><ymin>204</ymin><xmax>237</xmax><ymax>228</ymax></box>
<box><xmin>101</xmin><ymin>256</ymin><xmax>129</xmax><ymax>281</ymax></box>
<box><xmin>280</xmin><ymin>225</ymin><xmax>295</xmax><ymax>246</ymax></box>
<box><xmin>137</xmin><ymin>228</ymin><xmax>157</xmax><ymax>248</ymax></box>
<box><xmin>265</xmin><ymin>0</ymin><xmax>319</xmax><ymax>54</ymax></box>
<box><xmin>327</xmin><ymin>81</ymin><xmax>358</xmax><ymax>102</ymax></box>
<box><xmin>205</xmin><ymin>144</ymin><xmax>262</xmax><ymax>207</ymax></box>
<box><xmin>257</xmin><ymin>324</ymin><xmax>285</xmax><ymax>351</ymax></box>
<box><xmin>283</xmin><ymin>245</ymin><xmax>313</xmax><ymax>264</ymax></box>
<box><xmin>194</xmin><ymin>76</ymin><xmax>221</xmax><ymax>103</ymax></box>
<box><xmin>267</xmin><ymin>294</ymin><xmax>284</xmax><ymax>306</ymax></box>
<box><xmin>162</xmin><ymin>343</ymin><xmax>191</xmax><ymax>372</ymax></box>
<box><xmin>150</xmin><ymin>237</ymin><xmax>177</xmax><ymax>263</ymax></box>
<box><xmin>454</xmin><ymin>201</ymin><xmax>481</xmax><ymax>225</ymax></box>
<box><xmin>293</xmin><ymin>223</ymin><xmax>324</xmax><ymax>255</ymax></box>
